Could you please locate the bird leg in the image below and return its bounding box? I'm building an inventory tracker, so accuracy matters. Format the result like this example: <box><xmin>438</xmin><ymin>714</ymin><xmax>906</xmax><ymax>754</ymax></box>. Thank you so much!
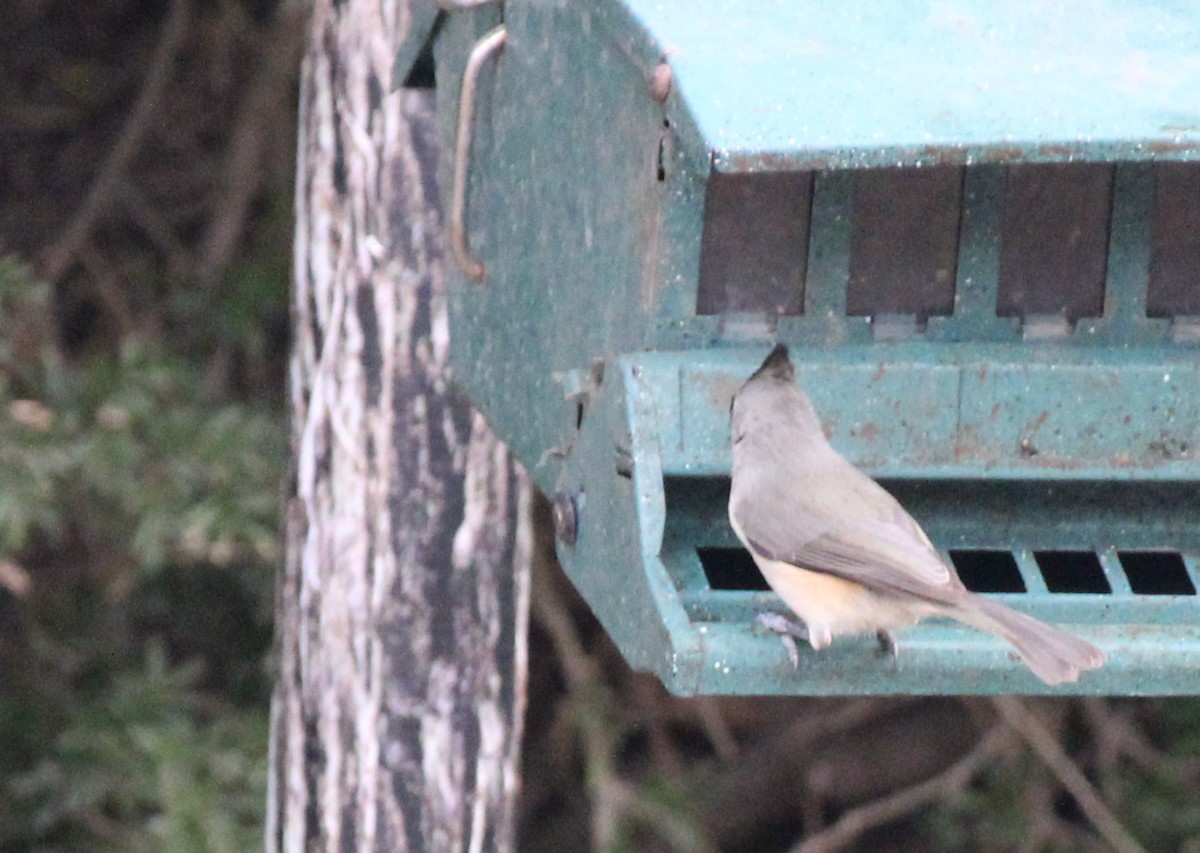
<box><xmin>754</xmin><ymin>611</ymin><xmax>810</xmax><ymax>641</ymax></box>
<box><xmin>876</xmin><ymin>629</ymin><xmax>899</xmax><ymax>659</ymax></box>
<box><xmin>753</xmin><ymin>612</ymin><xmax>811</xmax><ymax>668</ymax></box>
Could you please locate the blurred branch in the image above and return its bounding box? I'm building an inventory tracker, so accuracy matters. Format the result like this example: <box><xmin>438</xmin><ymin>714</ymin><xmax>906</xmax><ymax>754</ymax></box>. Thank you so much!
<box><xmin>700</xmin><ymin>697</ymin><xmax>930</xmax><ymax>849</ymax></box>
<box><xmin>1014</xmin><ymin>775</ymin><xmax>1069</xmax><ymax>853</ymax></box>
<box><xmin>991</xmin><ymin>696</ymin><xmax>1148</xmax><ymax>853</ymax></box>
<box><xmin>530</xmin><ymin>560</ymin><xmax>617</xmax><ymax>850</ymax></box>
<box><xmin>694</xmin><ymin>696</ymin><xmax>739</xmax><ymax>762</ymax></box>
<box><xmin>118</xmin><ymin>181</ymin><xmax>192</xmax><ymax>283</ymax></box>
<box><xmin>789</xmin><ymin>726</ymin><xmax>1010</xmax><ymax>853</ymax></box>
<box><xmin>38</xmin><ymin>0</ymin><xmax>191</xmax><ymax>284</ymax></box>
<box><xmin>195</xmin><ymin>4</ymin><xmax>306</xmax><ymax>288</ymax></box>
<box><xmin>1081</xmin><ymin>697</ymin><xmax>1165</xmax><ymax>774</ymax></box>
<box><xmin>610</xmin><ymin>778</ymin><xmax>718</xmax><ymax>853</ymax></box>
<box><xmin>531</xmin><ymin>555</ymin><xmax>716</xmax><ymax>852</ymax></box>
<box><xmin>79</xmin><ymin>242</ymin><xmax>134</xmax><ymax>335</ymax></box>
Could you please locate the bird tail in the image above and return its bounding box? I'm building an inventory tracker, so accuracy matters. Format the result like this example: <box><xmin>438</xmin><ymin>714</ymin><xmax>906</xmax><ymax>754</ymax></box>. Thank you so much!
<box><xmin>950</xmin><ymin>596</ymin><xmax>1106</xmax><ymax>686</ymax></box>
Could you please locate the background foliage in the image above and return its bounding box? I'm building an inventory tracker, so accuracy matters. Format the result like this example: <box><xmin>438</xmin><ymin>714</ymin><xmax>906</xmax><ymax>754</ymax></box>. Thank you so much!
<box><xmin>0</xmin><ymin>1</ymin><xmax>290</xmax><ymax>849</ymax></box>
<box><xmin>3</xmin><ymin>1</ymin><xmax>1200</xmax><ymax>852</ymax></box>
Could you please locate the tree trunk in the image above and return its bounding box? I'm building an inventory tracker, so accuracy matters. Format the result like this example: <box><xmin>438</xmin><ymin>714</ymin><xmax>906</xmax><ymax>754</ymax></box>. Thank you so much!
<box><xmin>268</xmin><ymin>2</ymin><xmax>531</xmax><ymax>850</ymax></box>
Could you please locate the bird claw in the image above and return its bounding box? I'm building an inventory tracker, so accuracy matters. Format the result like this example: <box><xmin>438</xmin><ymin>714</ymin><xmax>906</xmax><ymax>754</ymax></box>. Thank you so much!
<box><xmin>754</xmin><ymin>611</ymin><xmax>810</xmax><ymax>641</ymax></box>
<box><xmin>876</xmin><ymin>629</ymin><xmax>899</xmax><ymax>660</ymax></box>
<box><xmin>754</xmin><ymin>612</ymin><xmax>810</xmax><ymax>669</ymax></box>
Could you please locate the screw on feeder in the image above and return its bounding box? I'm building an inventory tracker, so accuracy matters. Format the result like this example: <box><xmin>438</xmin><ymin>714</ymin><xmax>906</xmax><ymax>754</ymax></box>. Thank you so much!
<box><xmin>552</xmin><ymin>491</ymin><xmax>579</xmax><ymax>546</ymax></box>
<box><xmin>650</xmin><ymin>62</ymin><xmax>672</xmax><ymax>102</ymax></box>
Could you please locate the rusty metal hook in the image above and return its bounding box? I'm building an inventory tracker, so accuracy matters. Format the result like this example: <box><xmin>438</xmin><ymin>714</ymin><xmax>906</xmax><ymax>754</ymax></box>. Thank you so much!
<box><xmin>450</xmin><ymin>25</ymin><xmax>506</xmax><ymax>282</ymax></box>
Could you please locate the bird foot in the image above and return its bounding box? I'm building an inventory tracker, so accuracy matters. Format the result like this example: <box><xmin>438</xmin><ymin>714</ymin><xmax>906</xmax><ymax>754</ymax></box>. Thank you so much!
<box><xmin>876</xmin><ymin>629</ymin><xmax>899</xmax><ymax>660</ymax></box>
<box><xmin>754</xmin><ymin>612</ymin><xmax>810</xmax><ymax>668</ymax></box>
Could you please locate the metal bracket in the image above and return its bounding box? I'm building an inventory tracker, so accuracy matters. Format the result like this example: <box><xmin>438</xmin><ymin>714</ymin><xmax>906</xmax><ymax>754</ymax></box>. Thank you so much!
<box><xmin>450</xmin><ymin>25</ymin><xmax>506</xmax><ymax>281</ymax></box>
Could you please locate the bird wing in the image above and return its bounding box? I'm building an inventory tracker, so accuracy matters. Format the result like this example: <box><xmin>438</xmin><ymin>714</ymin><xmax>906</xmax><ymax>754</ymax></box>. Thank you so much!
<box><xmin>731</xmin><ymin>490</ymin><xmax>959</xmax><ymax>602</ymax></box>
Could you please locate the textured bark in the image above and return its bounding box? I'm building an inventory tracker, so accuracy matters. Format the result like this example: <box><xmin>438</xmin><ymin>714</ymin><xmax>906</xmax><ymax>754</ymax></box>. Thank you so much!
<box><xmin>269</xmin><ymin>1</ymin><xmax>531</xmax><ymax>851</ymax></box>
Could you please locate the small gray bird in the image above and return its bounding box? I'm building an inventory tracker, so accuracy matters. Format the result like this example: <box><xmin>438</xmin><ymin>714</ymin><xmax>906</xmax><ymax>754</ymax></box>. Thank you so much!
<box><xmin>729</xmin><ymin>344</ymin><xmax>1106</xmax><ymax>685</ymax></box>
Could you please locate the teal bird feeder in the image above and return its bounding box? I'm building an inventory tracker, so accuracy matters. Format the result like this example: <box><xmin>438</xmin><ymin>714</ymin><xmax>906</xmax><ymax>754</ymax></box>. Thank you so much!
<box><xmin>397</xmin><ymin>0</ymin><xmax>1200</xmax><ymax>695</ymax></box>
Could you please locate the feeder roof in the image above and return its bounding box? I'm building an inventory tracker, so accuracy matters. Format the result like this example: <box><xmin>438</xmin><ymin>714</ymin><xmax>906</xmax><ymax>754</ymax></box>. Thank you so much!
<box><xmin>617</xmin><ymin>0</ymin><xmax>1200</xmax><ymax>171</ymax></box>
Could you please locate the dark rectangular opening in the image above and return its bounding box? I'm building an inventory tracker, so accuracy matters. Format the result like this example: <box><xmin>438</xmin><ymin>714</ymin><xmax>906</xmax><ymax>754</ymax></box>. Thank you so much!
<box><xmin>697</xmin><ymin>171</ymin><xmax>812</xmax><ymax>316</ymax></box>
<box><xmin>997</xmin><ymin>164</ymin><xmax>1113</xmax><ymax>322</ymax></box>
<box><xmin>696</xmin><ymin>547</ymin><xmax>770</xmax><ymax>591</ymax></box>
<box><xmin>1148</xmin><ymin>163</ymin><xmax>1200</xmax><ymax>318</ymax></box>
<box><xmin>1118</xmin><ymin>550</ymin><xmax>1196</xmax><ymax>596</ymax></box>
<box><xmin>847</xmin><ymin>166</ymin><xmax>961</xmax><ymax>319</ymax></box>
<box><xmin>949</xmin><ymin>550</ymin><xmax>1026</xmax><ymax>593</ymax></box>
<box><xmin>1033</xmin><ymin>550</ymin><xmax>1111</xmax><ymax>594</ymax></box>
